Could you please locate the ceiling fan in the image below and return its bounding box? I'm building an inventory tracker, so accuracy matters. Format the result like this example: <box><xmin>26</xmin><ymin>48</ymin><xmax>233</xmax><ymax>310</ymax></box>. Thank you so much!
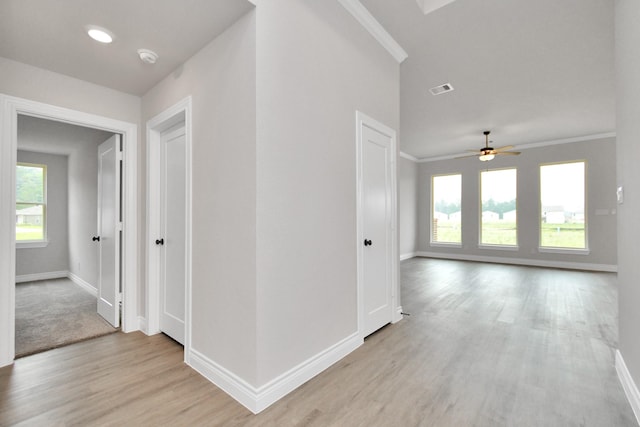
<box><xmin>457</xmin><ymin>131</ymin><xmax>521</xmax><ymax>161</ymax></box>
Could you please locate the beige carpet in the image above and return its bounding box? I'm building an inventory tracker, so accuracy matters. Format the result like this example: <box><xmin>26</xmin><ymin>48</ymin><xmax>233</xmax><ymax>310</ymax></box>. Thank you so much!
<box><xmin>15</xmin><ymin>278</ymin><xmax>118</xmax><ymax>358</ymax></box>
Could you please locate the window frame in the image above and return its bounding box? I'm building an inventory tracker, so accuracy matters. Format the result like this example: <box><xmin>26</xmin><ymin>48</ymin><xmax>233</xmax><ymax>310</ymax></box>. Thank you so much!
<box><xmin>538</xmin><ymin>160</ymin><xmax>589</xmax><ymax>254</ymax></box>
<box><xmin>478</xmin><ymin>167</ymin><xmax>518</xmax><ymax>249</ymax></box>
<box><xmin>15</xmin><ymin>162</ymin><xmax>48</xmax><ymax>248</ymax></box>
<box><xmin>430</xmin><ymin>173</ymin><xmax>463</xmax><ymax>247</ymax></box>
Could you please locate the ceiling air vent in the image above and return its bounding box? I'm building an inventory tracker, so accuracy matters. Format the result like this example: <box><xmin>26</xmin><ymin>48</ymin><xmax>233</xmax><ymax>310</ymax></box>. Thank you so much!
<box><xmin>429</xmin><ymin>83</ymin><xmax>454</xmax><ymax>96</ymax></box>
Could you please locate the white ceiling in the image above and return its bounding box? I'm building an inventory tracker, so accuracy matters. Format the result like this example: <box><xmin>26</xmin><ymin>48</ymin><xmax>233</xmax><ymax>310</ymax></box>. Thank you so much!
<box><xmin>0</xmin><ymin>0</ymin><xmax>254</xmax><ymax>96</ymax></box>
<box><xmin>361</xmin><ymin>0</ymin><xmax>615</xmax><ymax>159</ymax></box>
<box><xmin>1</xmin><ymin>1</ymin><xmax>614</xmax><ymax>159</ymax></box>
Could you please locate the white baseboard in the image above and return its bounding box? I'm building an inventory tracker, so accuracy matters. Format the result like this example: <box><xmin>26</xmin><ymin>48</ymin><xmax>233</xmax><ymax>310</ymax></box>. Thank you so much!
<box><xmin>393</xmin><ymin>306</ymin><xmax>404</xmax><ymax>323</ymax></box>
<box><xmin>189</xmin><ymin>332</ymin><xmax>362</xmax><ymax>414</ymax></box>
<box><xmin>15</xmin><ymin>270</ymin><xmax>68</xmax><ymax>283</ymax></box>
<box><xmin>137</xmin><ymin>316</ymin><xmax>148</xmax><ymax>334</ymax></box>
<box><xmin>415</xmin><ymin>251</ymin><xmax>617</xmax><ymax>272</ymax></box>
<box><xmin>616</xmin><ymin>350</ymin><xmax>640</xmax><ymax>425</ymax></box>
<box><xmin>400</xmin><ymin>252</ymin><xmax>416</xmax><ymax>261</ymax></box>
<box><xmin>67</xmin><ymin>272</ymin><xmax>97</xmax><ymax>296</ymax></box>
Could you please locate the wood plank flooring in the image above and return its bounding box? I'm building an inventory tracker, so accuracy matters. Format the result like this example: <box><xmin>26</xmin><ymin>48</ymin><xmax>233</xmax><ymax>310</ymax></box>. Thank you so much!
<box><xmin>0</xmin><ymin>258</ymin><xmax>636</xmax><ymax>426</ymax></box>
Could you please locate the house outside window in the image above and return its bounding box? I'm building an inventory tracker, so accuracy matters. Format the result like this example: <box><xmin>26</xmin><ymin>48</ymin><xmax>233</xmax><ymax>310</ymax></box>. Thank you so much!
<box><xmin>16</xmin><ymin>163</ymin><xmax>47</xmax><ymax>243</ymax></box>
<box><xmin>540</xmin><ymin>161</ymin><xmax>586</xmax><ymax>250</ymax></box>
<box><xmin>431</xmin><ymin>173</ymin><xmax>462</xmax><ymax>244</ymax></box>
<box><xmin>480</xmin><ymin>168</ymin><xmax>517</xmax><ymax>247</ymax></box>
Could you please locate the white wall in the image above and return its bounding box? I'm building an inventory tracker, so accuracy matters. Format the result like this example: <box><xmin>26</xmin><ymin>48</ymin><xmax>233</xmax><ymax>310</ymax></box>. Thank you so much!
<box><xmin>254</xmin><ymin>0</ymin><xmax>399</xmax><ymax>385</ymax></box>
<box><xmin>0</xmin><ymin>57</ymin><xmax>140</xmax><ymax>124</ymax></box>
<box><xmin>142</xmin><ymin>11</ymin><xmax>258</xmax><ymax>383</ymax></box>
<box><xmin>417</xmin><ymin>137</ymin><xmax>617</xmax><ymax>270</ymax></box>
<box><xmin>15</xmin><ymin>150</ymin><xmax>68</xmax><ymax>276</ymax></box>
<box><xmin>615</xmin><ymin>0</ymin><xmax>640</xmax><ymax>393</ymax></box>
<box><xmin>399</xmin><ymin>156</ymin><xmax>418</xmax><ymax>258</ymax></box>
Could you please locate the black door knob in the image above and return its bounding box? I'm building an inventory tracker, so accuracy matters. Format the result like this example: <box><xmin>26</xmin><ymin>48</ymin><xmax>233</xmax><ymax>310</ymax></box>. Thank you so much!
<box><xmin>155</xmin><ymin>238</ymin><xmax>164</xmax><ymax>245</ymax></box>
<box><xmin>364</xmin><ymin>239</ymin><xmax>372</xmax><ymax>246</ymax></box>
<box><xmin>92</xmin><ymin>236</ymin><xmax>100</xmax><ymax>242</ymax></box>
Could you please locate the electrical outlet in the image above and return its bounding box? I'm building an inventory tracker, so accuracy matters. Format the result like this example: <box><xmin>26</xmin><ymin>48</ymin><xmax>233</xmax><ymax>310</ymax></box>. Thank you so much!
<box><xmin>617</xmin><ymin>186</ymin><xmax>624</xmax><ymax>204</ymax></box>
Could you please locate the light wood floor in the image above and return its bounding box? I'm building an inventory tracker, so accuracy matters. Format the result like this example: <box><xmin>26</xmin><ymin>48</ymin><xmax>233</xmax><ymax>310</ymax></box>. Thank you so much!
<box><xmin>0</xmin><ymin>258</ymin><xmax>636</xmax><ymax>426</ymax></box>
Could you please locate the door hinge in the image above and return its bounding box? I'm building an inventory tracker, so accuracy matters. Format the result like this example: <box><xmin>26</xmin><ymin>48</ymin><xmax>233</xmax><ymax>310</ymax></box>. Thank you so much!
<box><xmin>117</xmin><ymin>222</ymin><xmax>123</xmax><ymax>232</ymax></box>
<box><xmin>117</xmin><ymin>293</ymin><xmax>123</xmax><ymax>303</ymax></box>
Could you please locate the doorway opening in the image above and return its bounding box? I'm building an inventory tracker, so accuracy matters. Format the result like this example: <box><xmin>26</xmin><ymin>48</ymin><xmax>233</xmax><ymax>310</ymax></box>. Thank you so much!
<box><xmin>14</xmin><ymin>116</ymin><xmax>120</xmax><ymax>357</ymax></box>
<box><xmin>0</xmin><ymin>94</ymin><xmax>138</xmax><ymax>367</ymax></box>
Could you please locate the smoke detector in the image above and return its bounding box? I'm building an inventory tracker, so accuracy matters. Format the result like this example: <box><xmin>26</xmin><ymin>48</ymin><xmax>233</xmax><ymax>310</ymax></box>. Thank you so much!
<box><xmin>137</xmin><ymin>49</ymin><xmax>159</xmax><ymax>64</ymax></box>
<box><xmin>429</xmin><ymin>83</ymin><xmax>454</xmax><ymax>96</ymax></box>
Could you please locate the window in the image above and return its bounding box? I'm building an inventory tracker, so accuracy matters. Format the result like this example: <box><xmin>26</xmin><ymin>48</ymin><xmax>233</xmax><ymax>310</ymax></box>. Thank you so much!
<box><xmin>431</xmin><ymin>174</ymin><xmax>462</xmax><ymax>244</ymax></box>
<box><xmin>540</xmin><ymin>161</ymin><xmax>586</xmax><ymax>249</ymax></box>
<box><xmin>480</xmin><ymin>168</ymin><xmax>517</xmax><ymax>246</ymax></box>
<box><xmin>16</xmin><ymin>163</ymin><xmax>46</xmax><ymax>242</ymax></box>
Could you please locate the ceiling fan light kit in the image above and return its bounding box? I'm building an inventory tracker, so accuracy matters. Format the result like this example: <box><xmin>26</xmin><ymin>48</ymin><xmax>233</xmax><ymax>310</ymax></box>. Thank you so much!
<box><xmin>456</xmin><ymin>130</ymin><xmax>521</xmax><ymax>161</ymax></box>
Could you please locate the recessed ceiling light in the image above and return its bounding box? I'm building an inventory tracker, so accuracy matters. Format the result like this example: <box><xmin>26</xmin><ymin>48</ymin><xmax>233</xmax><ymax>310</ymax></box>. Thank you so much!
<box><xmin>86</xmin><ymin>26</ymin><xmax>114</xmax><ymax>44</ymax></box>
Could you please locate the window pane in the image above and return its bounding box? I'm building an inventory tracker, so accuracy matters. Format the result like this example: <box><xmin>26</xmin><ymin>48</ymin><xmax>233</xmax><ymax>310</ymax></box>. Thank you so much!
<box><xmin>16</xmin><ymin>204</ymin><xmax>44</xmax><ymax>241</ymax></box>
<box><xmin>16</xmin><ymin>165</ymin><xmax>44</xmax><ymax>203</ymax></box>
<box><xmin>432</xmin><ymin>174</ymin><xmax>461</xmax><ymax>243</ymax></box>
<box><xmin>481</xmin><ymin>169</ymin><xmax>517</xmax><ymax>246</ymax></box>
<box><xmin>16</xmin><ymin>164</ymin><xmax>46</xmax><ymax>242</ymax></box>
<box><xmin>540</xmin><ymin>162</ymin><xmax>585</xmax><ymax>249</ymax></box>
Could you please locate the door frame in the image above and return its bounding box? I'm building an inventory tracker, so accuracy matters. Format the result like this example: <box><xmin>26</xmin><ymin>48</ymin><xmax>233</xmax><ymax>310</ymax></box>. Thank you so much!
<box><xmin>0</xmin><ymin>94</ymin><xmax>138</xmax><ymax>367</ymax></box>
<box><xmin>355</xmin><ymin>110</ymin><xmax>402</xmax><ymax>341</ymax></box>
<box><xmin>146</xmin><ymin>97</ymin><xmax>192</xmax><ymax>361</ymax></box>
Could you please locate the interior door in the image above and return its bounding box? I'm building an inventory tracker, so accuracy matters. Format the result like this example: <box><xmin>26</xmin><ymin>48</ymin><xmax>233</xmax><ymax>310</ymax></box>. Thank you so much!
<box><xmin>158</xmin><ymin>124</ymin><xmax>186</xmax><ymax>344</ymax></box>
<box><xmin>97</xmin><ymin>135</ymin><xmax>121</xmax><ymax>327</ymax></box>
<box><xmin>362</xmin><ymin>124</ymin><xmax>393</xmax><ymax>337</ymax></box>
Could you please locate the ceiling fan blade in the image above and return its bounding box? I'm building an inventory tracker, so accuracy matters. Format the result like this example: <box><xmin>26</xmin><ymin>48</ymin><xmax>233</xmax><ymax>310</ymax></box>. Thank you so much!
<box><xmin>497</xmin><ymin>151</ymin><xmax>521</xmax><ymax>156</ymax></box>
<box><xmin>455</xmin><ymin>153</ymin><xmax>480</xmax><ymax>159</ymax></box>
<box><xmin>466</xmin><ymin>149</ymin><xmax>481</xmax><ymax>153</ymax></box>
<box><xmin>493</xmin><ymin>145</ymin><xmax>514</xmax><ymax>152</ymax></box>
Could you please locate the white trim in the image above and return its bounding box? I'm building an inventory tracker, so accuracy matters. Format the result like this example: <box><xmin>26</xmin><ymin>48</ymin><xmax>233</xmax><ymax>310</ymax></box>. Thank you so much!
<box><xmin>145</xmin><ymin>97</ymin><xmax>193</xmax><ymax>364</ymax></box>
<box><xmin>400</xmin><ymin>252</ymin><xmax>416</xmax><ymax>261</ymax></box>
<box><xmin>477</xmin><ymin>244</ymin><xmax>519</xmax><ymax>252</ymax></box>
<box><xmin>399</xmin><ymin>151</ymin><xmax>419</xmax><ymax>162</ymax></box>
<box><xmin>16</xmin><ymin>241</ymin><xmax>49</xmax><ymax>249</ymax></box>
<box><xmin>15</xmin><ymin>270</ymin><xmax>68</xmax><ymax>283</ymax></box>
<box><xmin>0</xmin><ymin>94</ymin><xmax>138</xmax><ymax>367</ymax></box>
<box><xmin>538</xmin><ymin>247</ymin><xmax>590</xmax><ymax>255</ymax></box>
<box><xmin>356</xmin><ymin>110</ymin><xmax>402</xmax><ymax>342</ymax></box>
<box><xmin>137</xmin><ymin>316</ymin><xmax>148</xmax><ymax>335</ymax></box>
<box><xmin>430</xmin><ymin>242</ymin><xmax>462</xmax><ymax>248</ymax></box>
<box><xmin>415</xmin><ymin>251</ymin><xmax>617</xmax><ymax>272</ymax></box>
<box><xmin>67</xmin><ymin>272</ymin><xmax>97</xmax><ymax>296</ymax></box>
<box><xmin>189</xmin><ymin>332</ymin><xmax>362</xmax><ymax>414</ymax></box>
<box><xmin>616</xmin><ymin>350</ymin><xmax>640</xmax><ymax>425</ymax></box>
<box><xmin>416</xmin><ymin>132</ymin><xmax>617</xmax><ymax>163</ymax></box>
<box><xmin>338</xmin><ymin>0</ymin><xmax>408</xmax><ymax>63</ymax></box>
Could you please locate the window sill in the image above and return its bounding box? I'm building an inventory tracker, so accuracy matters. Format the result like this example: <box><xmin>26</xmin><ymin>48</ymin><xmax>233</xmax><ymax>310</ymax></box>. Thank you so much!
<box><xmin>16</xmin><ymin>241</ymin><xmax>49</xmax><ymax>249</ymax></box>
<box><xmin>538</xmin><ymin>247</ymin><xmax>590</xmax><ymax>255</ymax></box>
<box><xmin>430</xmin><ymin>242</ymin><xmax>462</xmax><ymax>248</ymax></box>
<box><xmin>478</xmin><ymin>244</ymin><xmax>519</xmax><ymax>251</ymax></box>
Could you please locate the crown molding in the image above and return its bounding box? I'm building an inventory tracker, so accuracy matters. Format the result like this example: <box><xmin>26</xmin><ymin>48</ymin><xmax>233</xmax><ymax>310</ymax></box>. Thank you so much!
<box><xmin>338</xmin><ymin>0</ymin><xmax>408</xmax><ymax>63</ymax></box>
<box><xmin>415</xmin><ymin>132</ymin><xmax>617</xmax><ymax>163</ymax></box>
<box><xmin>399</xmin><ymin>151</ymin><xmax>419</xmax><ymax>162</ymax></box>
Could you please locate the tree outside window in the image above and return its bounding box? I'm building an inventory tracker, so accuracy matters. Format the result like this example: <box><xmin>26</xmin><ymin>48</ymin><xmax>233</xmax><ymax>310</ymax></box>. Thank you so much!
<box><xmin>16</xmin><ymin>163</ymin><xmax>46</xmax><ymax>242</ymax></box>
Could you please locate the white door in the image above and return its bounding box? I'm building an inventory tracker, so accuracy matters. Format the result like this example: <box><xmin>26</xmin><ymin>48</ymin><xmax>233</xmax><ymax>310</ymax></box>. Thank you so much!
<box><xmin>97</xmin><ymin>135</ymin><xmax>121</xmax><ymax>327</ymax></box>
<box><xmin>361</xmin><ymin>124</ymin><xmax>393</xmax><ymax>337</ymax></box>
<box><xmin>157</xmin><ymin>125</ymin><xmax>186</xmax><ymax>344</ymax></box>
